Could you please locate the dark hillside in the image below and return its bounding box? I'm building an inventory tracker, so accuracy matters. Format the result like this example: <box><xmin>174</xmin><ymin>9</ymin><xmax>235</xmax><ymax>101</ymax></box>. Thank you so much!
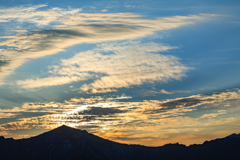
<box><xmin>0</xmin><ymin>125</ymin><xmax>240</xmax><ymax>160</ymax></box>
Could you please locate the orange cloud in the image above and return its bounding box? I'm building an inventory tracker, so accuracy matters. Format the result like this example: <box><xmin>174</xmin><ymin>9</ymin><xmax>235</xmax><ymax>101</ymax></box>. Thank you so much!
<box><xmin>1</xmin><ymin>89</ymin><xmax>240</xmax><ymax>146</ymax></box>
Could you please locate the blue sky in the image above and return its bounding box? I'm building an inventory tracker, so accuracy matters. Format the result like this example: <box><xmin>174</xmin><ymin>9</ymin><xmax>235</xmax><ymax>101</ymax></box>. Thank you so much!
<box><xmin>0</xmin><ymin>0</ymin><xmax>240</xmax><ymax>146</ymax></box>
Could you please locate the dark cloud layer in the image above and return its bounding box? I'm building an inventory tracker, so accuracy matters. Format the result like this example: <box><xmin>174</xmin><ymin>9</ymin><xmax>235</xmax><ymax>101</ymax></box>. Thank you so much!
<box><xmin>143</xmin><ymin>91</ymin><xmax>238</xmax><ymax>114</ymax></box>
<box><xmin>144</xmin><ymin>98</ymin><xmax>204</xmax><ymax>114</ymax></box>
<box><xmin>76</xmin><ymin>107</ymin><xmax>128</xmax><ymax>116</ymax></box>
<box><xmin>0</xmin><ymin>59</ymin><xmax>9</xmax><ymax>71</ymax></box>
<box><xmin>14</xmin><ymin>24</ymin><xmax>140</xmax><ymax>53</ymax></box>
<box><xmin>15</xmin><ymin>29</ymin><xmax>89</xmax><ymax>53</ymax></box>
<box><xmin>85</xmin><ymin>24</ymin><xmax>140</xmax><ymax>33</ymax></box>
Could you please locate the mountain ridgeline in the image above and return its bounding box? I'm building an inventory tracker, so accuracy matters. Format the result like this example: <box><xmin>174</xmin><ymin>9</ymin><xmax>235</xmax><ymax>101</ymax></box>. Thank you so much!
<box><xmin>0</xmin><ymin>125</ymin><xmax>240</xmax><ymax>160</ymax></box>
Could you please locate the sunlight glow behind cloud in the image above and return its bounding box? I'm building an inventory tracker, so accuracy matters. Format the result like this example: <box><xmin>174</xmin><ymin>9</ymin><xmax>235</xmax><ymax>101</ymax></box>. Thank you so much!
<box><xmin>1</xmin><ymin>89</ymin><xmax>240</xmax><ymax>145</ymax></box>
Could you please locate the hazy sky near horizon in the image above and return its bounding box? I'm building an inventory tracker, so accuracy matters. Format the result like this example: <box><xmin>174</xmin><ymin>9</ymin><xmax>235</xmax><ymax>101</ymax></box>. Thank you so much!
<box><xmin>0</xmin><ymin>0</ymin><xmax>240</xmax><ymax>146</ymax></box>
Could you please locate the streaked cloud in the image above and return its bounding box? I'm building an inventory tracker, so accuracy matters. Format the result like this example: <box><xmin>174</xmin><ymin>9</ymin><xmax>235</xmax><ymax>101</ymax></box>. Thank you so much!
<box><xmin>17</xmin><ymin>75</ymin><xmax>92</xmax><ymax>89</ymax></box>
<box><xmin>101</xmin><ymin>9</ymin><xmax>108</xmax><ymax>12</ymax></box>
<box><xmin>0</xmin><ymin>4</ymin><xmax>82</xmax><ymax>25</ymax></box>
<box><xmin>0</xmin><ymin>107</ymin><xmax>25</xmax><ymax>112</ymax></box>
<box><xmin>0</xmin><ymin>4</ymin><xmax>216</xmax><ymax>86</ymax></box>
<box><xmin>142</xmin><ymin>89</ymin><xmax>192</xmax><ymax>96</ymax></box>
<box><xmin>0</xmin><ymin>113</ymin><xmax>17</xmax><ymax>118</ymax></box>
<box><xmin>65</xmin><ymin>95</ymin><xmax>132</xmax><ymax>104</ymax></box>
<box><xmin>17</xmin><ymin>42</ymin><xmax>190</xmax><ymax>92</ymax></box>
<box><xmin>22</xmin><ymin>101</ymin><xmax>66</xmax><ymax>109</ymax></box>
<box><xmin>143</xmin><ymin>89</ymin><xmax>240</xmax><ymax>114</ymax></box>
<box><xmin>65</xmin><ymin>97</ymin><xmax>109</xmax><ymax>105</ymax></box>
<box><xmin>200</xmin><ymin>110</ymin><xmax>227</xmax><ymax>118</ymax></box>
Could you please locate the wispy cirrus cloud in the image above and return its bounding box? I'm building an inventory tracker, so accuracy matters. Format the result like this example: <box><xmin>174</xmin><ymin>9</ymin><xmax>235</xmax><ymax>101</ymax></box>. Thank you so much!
<box><xmin>200</xmin><ymin>110</ymin><xmax>227</xmax><ymax>118</ymax></box>
<box><xmin>0</xmin><ymin>107</ymin><xmax>24</xmax><ymax>118</ymax></box>
<box><xmin>0</xmin><ymin>113</ymin><xmax>17</xmax><ymax>118</ymax></box>
<box><xmin>0</xmin><ymin>4</ymin><xmax>82</xmax><ymax>25</ymax></box>
<box><xmin>141</xmin><ymin>89</ymin><xmax>192</xmax><ymax>96</ymax></box>
<box><xmin>65</xmin><ymin>95</ymin><xmax>132</xmax><ymax>104</ymax></box>
<box><xmin>17</xmin><ymin>42</ymin><xmax>190</xmax><ymax>92</ymax></box>
<box><xmin>0</xmin><ymin>4</ymin><xmax>216</xmax><ymax>86</ymax></box>
<box><xmin>0</xmin><ymin>107</ymin><xmax>25</xmax><ymax>112</ymax></box>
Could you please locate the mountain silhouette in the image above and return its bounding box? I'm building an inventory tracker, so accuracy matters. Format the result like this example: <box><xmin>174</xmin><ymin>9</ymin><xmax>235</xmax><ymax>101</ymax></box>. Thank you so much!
<box><xmin>0</xmin><ymin>125</ymin><xmax>240</xmax><ymax>160</ymax></box>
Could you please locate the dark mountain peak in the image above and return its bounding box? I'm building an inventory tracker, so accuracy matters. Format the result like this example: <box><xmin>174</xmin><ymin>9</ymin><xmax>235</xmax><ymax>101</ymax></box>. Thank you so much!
<box><xmin>32</xmin><ymin>125</ymin><xmax>91</xmax><ymax>143</ymax></box>
<box><xmin>226</xmin><ymin>133</ymin><xmax>240</xmax><ymax>138</ymax></box>
<box><xmin>163</xmin><ymin>142</ymin><xmax>186</xmax><ymax>148</ymax></box>
<box><xmin>53</xmin><ymin>125</ymin><xmax>76</xmax><ymax>131</ymax></box>
<box><xmin>202</xmin><ymin>133</ymin><xmax>240</xmax><ymax>146</ymax></box>
<box><xmin>58</xmin><ymin>124</ymin><xmax>71</xmax><ymax>128</ymax></box>
<box><xmin>47</xmin><ymin>125</ymin><xmax>88</xmax><ymax>134</ymax></box>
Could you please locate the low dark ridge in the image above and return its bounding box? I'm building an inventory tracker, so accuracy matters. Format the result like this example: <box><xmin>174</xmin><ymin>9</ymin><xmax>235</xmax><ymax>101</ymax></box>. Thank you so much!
<box><xmin>1</xmin><ymin>126</ymin><xmax>240</xmax><ymax>160</ymax></box>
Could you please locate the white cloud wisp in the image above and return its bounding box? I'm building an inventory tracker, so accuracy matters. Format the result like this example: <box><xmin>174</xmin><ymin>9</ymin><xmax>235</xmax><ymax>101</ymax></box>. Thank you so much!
<box><xmin>17</xmin><ymin>42</ymin><xmax>190</xmax><ymax>92</ymax></box>
<box><xmin>0</xmin><ymin>4</ymin><xmax>216</xmax><ymax>86</ymax></box>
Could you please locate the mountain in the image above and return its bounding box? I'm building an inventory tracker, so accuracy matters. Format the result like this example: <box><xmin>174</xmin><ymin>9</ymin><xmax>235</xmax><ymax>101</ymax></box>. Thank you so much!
<box><xmin>0</xmin><ymin>125</ymin><xmax>240</xmax><ymax>160</ymax></box>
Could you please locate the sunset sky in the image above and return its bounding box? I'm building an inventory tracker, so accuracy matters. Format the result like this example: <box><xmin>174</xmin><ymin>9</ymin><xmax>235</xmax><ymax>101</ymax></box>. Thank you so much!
<box><xmin>0</xmin><ymin>0</ymin><xmax>240</xmax><ymax>146</ymax></box>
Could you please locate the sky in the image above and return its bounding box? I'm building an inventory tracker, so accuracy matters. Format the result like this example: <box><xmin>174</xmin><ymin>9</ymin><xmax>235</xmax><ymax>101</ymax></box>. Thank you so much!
<box><xmin>0</xmin><ymin>0</ymin><xmax>240</xmax><ymax>146</ymax></box>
